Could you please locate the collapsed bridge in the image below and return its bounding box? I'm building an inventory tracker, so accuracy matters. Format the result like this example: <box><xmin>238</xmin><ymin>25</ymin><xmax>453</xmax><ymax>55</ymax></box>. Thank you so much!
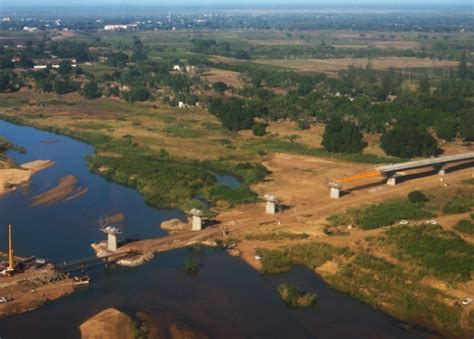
<box><xmin>330</xmin><ymin>152</ymin><xmax>474</xmax><ymax>199</ymax></box>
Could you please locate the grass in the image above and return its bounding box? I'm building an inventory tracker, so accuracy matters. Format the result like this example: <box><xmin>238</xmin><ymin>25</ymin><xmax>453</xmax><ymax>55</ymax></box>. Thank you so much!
<box><xmin>386</xmin><ymin>224</ymin><xmax>474</xmax><ymax>282</ymax></box>
<box><xmin>163</xmin><ymin>125</ymin><xmax>203</xmax><ymax>138</ymax></box>
<box><xmin>350</xmin><ymin>198</ymin><xmax>433</xmax><ymax>229</ymax></box>
<box><xmin>73</xmin><ymin>122</ymin><xmax>113</xmax><ymax>130</ymax></box>
<box><xmin>258</xmin><ymin>242</ymin><xmax>346</xmax><ymax>274</ymax></box>
<box><xmin>0</xmin><ymin>97</ymin><xmax>29</xmax><ymax>108</ymax></box>
<box><xmin>242</xmin><ymin>135</ymin><xmax>403</xmax><ymax>164</ymax></box>
<box><xmin>277</xmin><ymin>283</ymin><xmax>317</xmax><ymax>308</ymax></box>
<box><xmin>244</xmin><ymin>231</ymin><xmax>308</xmax><ymax>241</ymax></box>
<box><xmin>325</xmin><ymin>253</ymin><xmax>463</xmax><ymax>335</ymax></box>
<box><xmin>442</xmin><ymin>195</ymin><xmax>474</xmax><ymax>214</ymax></box>
<box><xmin>453</xmin><ymin>217</ymin><xmax>474</xmax><ymax>236</ymax></box>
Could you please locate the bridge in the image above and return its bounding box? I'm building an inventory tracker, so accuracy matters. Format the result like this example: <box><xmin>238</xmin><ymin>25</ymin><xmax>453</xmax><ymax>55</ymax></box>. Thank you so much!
<box><xmin>330</xmin><ymin>152</ymin><xmax>474</xmax><ymax>199</ymax></box>
<box><xmin>57</xmin><ymin>251</ymin><xmax>136</xmax><ymax>272</ymax></box>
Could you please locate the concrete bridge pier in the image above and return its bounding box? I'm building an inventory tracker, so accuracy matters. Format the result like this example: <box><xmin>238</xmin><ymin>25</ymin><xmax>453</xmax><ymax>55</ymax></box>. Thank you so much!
<box><xmin>386</xmin><ymin>175</ymin><xmax>399</xmax><ymax>186</ymax></box>
<box><xmin>436</xmin><ymin>165</ymin><xmax>446</xmax><ymax>175</ymax></box>
<box><xmin>329</xmin><ymin>183</ymin><xmax>342</xmax><ymax>199</ymax></box>
<box><xmin>188</xmin><ymin>208</ymin><xmax>204</xmax><ymax>231</ymax></box>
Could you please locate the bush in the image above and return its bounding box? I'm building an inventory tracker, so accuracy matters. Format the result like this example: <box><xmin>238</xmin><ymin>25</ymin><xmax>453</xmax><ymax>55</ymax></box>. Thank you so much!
<box><xmin>277</xmin><ymin>283</ymin><xmax>317</xmax><ymax>308</ymax></box>
<box><xmin>183</xmin><ymin>256</ymin><xmax>199</xmax><ymax>274</ymax></box>
<box><xmin>408</xmin><ymin>190</ymin><xmax>429</xmax><ymax>205</ymax></box>
<box><xmin>252</xmin><ymin>123</ymin><xmax>268</xmax><ymax>136</ymax></box>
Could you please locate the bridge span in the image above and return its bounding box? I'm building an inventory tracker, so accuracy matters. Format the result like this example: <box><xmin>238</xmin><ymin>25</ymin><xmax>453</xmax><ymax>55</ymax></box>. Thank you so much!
<box><xmin>330</xmin><ymin>152</ymin><xmax>474</xmax><ymax>199</ymax></box>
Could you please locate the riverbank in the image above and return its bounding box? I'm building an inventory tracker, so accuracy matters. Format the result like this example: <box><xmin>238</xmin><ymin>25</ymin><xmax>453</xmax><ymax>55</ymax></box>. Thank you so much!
<box><xmin>0</xmin><ymin>262</ymin><xmax>79</xmax><ymax>319</ymax></box>
<box><xmin>1</xmin><ymin>115</ymin><xmax>473</xmax><ymax>336</ymax></box>
<box><xmin>0</xmin><ymin>159</ymin><xmax>54</xmax><ymax>196</ymax></box>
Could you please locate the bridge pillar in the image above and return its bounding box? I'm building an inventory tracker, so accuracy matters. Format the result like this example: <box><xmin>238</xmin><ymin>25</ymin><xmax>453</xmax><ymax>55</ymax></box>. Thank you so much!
<box><xmin>330</xmin><ymin>183</ymin><xmax>342</xmax><ymax>199</ymax></box>
<box><xmin>107</xmin><ymin>233</ymin><xmax>118</xmax><ymax>252</ymax></box>
<box><xmin>264</xmin><ymin>194</ymin><xmax>279</xmax><ymax>214</ymax></box>
<box><xmin>192</xmin><ymin>215</ymin><xmax>202</xmax><ymax>231</ymax></box>
<box><xmin>386</xmin><ymin>176</ymin><xmax>398</xmax><ymax>186</ymax></box>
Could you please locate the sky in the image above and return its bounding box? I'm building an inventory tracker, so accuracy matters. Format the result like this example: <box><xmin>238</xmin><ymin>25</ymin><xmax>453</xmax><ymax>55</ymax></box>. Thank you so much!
<box><xmin>4</xmin><ymin>0</ymin><xmax>473</xmax><ymax>6</ymax></box>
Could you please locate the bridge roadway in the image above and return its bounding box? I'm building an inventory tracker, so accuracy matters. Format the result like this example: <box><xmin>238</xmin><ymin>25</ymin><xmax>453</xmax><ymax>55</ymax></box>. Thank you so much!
<box><xmin>376</xmin><ymin>152</ymin><xmax>474</xmax><ymax>177</ymax></box>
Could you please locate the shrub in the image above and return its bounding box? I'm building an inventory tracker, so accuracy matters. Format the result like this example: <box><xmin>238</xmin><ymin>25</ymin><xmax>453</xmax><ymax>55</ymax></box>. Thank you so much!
<box><xmin>252</xmin><ymin>123</ymin><xmax>268</xmax><ymax>136</ymax></box>
<box><xmin>408</xmin><ymin>190</ymin><xmax>429</xmax><ymax>205</ymax></box>
<box><xmin>277</xmin><ymin>283</ymin><xmax>317</xmax><ymax>308</ymax></box>
<box><xmin>183</xmin><ymin>256</ymin><xmax>199</xmax><ymax>274</ymax></box>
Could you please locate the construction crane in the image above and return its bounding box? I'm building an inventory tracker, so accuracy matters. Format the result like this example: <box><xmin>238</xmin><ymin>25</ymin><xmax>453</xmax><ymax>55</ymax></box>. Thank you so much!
<box><xmin>7</xmin><ymin>224</ymin><xmax>14</xmax><ymax>273</ymax></box>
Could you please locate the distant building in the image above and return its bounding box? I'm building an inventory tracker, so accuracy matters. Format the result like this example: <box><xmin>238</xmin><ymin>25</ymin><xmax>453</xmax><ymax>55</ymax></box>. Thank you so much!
<box><xmin>23</xmin><ymin>26</ymin><xmax>39</xmax><ymax>33</ymax></box>
<box><xmin>104</xmin><ymin>25</ymin><xmax>128</xmax><ymax>31</ymax></box>
<box><xmin>173</xmin><ymin>65</ymin><xmax>182</xmax><ymax>71</ymax></box>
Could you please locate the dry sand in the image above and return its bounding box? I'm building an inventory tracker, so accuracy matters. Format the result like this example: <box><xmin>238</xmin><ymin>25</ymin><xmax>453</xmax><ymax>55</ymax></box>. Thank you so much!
<box><xmin>29</xmin><ymin>175</ymin><xmax>88</xmax><ymax>207</ymax></box>
<box><xmin>0</xmin><ymin>160</ymin><xmax>54</xmax><ymax>196</ymax></box>
<box><xmin>79</xmin><ymin>308</ymin><xmax>134</xmax><ymax>339</ymax></box>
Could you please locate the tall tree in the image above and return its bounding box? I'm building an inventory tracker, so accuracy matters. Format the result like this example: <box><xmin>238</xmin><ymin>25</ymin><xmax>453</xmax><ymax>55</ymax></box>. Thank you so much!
<box><xmin>322</xmin><ymin>119</ymin><xmax>366</xmax><ymax>153</ymax></box>
<box><xmin>381</xmin><ymin>123</ymin><xmax>438</xmax><ymax>158</ymax></box>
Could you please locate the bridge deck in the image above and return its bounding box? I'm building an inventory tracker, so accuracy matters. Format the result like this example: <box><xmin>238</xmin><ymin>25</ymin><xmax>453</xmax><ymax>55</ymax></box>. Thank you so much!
<box><xmin>376</xmin><ymin>152</ymin><xmax>474</xmax><ymax>174</ymax></box>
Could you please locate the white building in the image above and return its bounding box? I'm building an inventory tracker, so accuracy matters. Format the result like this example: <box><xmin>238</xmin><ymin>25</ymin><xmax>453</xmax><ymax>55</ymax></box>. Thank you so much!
<box><xmin>104</xmin><ymin>25</ymin><xmax>128</xmax><ymax>31</ymax></box>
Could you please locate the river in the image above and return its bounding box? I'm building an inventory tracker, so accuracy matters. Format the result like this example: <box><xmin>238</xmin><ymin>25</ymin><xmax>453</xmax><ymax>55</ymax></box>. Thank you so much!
<box><xmin>0</xmin><ymin>121</ymin><xmax>429</xmax><ymax>338</ymax></box>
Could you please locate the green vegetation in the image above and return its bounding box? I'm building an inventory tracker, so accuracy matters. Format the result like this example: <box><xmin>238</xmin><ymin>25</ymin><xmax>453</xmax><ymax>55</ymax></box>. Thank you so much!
<box><xmin>258</xmin><ymin>243</ymin><xmax>346</xmax><ymax>274</ymax></box>
<box><xmin>454</xmin><ymin>219</ymin><xmax>474</xmax><ymax>236</ymax></box>
<box><xmin>442</xmin><ymin>195</ymin><xmax>474</xmax><ymax>214</ymax></box>
<box><xmin>242</xmin><ymin>135</ymin><xmax>401</xmax><ymax>164</ymax></box>
<box><xmin>183</xmin><ymin>256</ymin><xmax>199</xmax><ymax>274</ymax></box>
<box><xmin>322</xmin><ymin>119</ymin><xmax>366</xmax><ymax>154</ymax></box>
<box><xmin>351</xmin><ymin>198</ymin><xmax>433</xmax><ymax>229</ymax></box>
<box><xmin>129</xmin><ymin>318</ymin><xmax>148</xmax><ymax>339</ymax></box>
<box><xmin>381</xmin><ymin>122</ymin><xmax>438</xmax><ymax>158</ymax></box>
<box><xmin>244</xmin><ymin>231</ymin><xmax>308</xmax><ymax>241</ymax></box>
<box><xmin>386</xmin><ymin>224</ymin><xmax>474</xmax><ymax>282</ymax></box>
<box><xmin>407</xmin><ymin>190</ymin><xmax>429</xmax><ymax>206</ymax></box>
<box><xmin>277</xmin><ymin>283</ymin><xmax>317</xmax><ymax>308</ymax></box>
<box><xmin>326</xmin><ymin>253</ymin><xmax>463</xmax><ymax>334</ymax></box>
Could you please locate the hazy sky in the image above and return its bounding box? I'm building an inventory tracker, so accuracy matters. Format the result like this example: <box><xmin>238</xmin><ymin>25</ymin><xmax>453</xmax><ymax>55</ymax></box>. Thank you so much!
<box><xmin>5</xmin><ymin>0</ymin><xmax>473</xmax><ymax>6</ymax></box>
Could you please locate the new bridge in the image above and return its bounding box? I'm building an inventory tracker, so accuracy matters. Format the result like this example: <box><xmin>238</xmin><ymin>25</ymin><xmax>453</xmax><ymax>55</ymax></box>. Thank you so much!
<box><xmin>330</xmin><ymin>152</ymin><xmax>474</xmax><ymax>199</ymax></box>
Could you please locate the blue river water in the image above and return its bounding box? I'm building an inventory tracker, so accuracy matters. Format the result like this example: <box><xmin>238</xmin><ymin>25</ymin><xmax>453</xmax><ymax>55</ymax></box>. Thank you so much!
<box><xmin>0</xmin><ymin>121</ymin><xmax>431</xmax><ymax>338</ymax></box>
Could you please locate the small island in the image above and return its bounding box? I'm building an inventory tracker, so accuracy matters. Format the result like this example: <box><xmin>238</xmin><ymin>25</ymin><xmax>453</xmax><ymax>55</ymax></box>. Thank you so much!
<box><xmin>277</xmin><ymin>283</ymin><xmax>317</xmax><ymax>308</ymax></box>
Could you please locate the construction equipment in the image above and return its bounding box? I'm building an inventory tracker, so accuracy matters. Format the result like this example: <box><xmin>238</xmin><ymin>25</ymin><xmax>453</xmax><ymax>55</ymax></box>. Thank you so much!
<box><xmin>7</xmin><ymin>224</ymin><xmax>14</xmax><ymax>273</ymax></box>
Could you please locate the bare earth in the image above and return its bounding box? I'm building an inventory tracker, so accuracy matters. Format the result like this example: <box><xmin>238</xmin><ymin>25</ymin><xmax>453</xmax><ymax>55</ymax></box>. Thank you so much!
<box><xmin>256</xmin><ymin>57</ymin><xmax>458</xmax><ymax>76</ymax></box>
<box><xmin>0</xmin><ymin>160</ymin><xmax>54</xmax><ymax>196</ymax></box>
<box><xmin>0</xmin><ymin>263</ymin><xmax>76</xmax><ymax>319</ymax></box>
<box><xmin>30</xmin><ymin>175</ymin><xmax>88</xmax><ymax>207</ymax></box>
<box><xmin>79</xmin><ymin>308</ymin><xmax>133</xmax><ymax>339</ymax></box>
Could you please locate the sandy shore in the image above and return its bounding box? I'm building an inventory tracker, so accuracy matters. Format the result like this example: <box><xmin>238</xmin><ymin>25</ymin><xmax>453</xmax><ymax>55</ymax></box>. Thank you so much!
<box><xmin>0</xmin><ymin>160</ymin><xmax>54</xmax><ymax>196</ymax></box>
